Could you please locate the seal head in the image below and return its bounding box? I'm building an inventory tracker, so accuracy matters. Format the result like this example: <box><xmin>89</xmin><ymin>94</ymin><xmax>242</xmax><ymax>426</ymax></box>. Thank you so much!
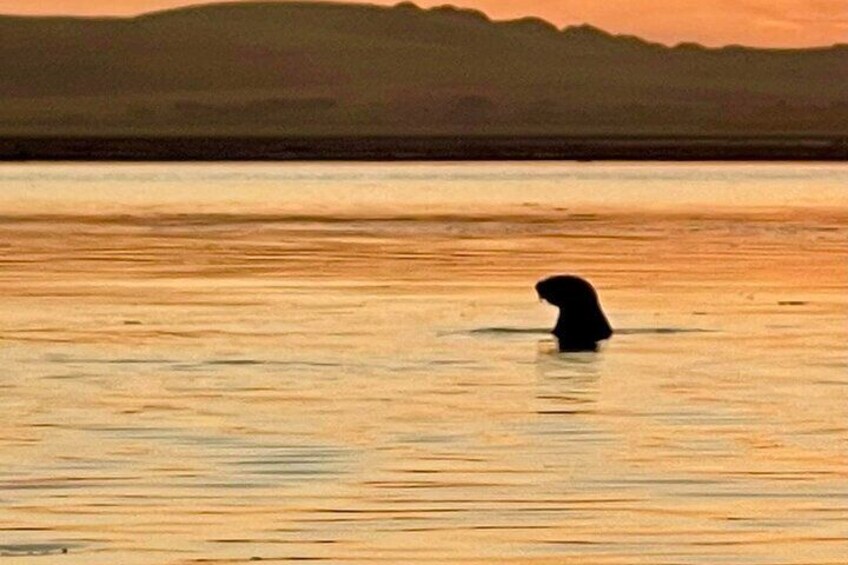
<box><xmin>536</xmin><ymin>275</ymin><xmax>613</xmax><ymax>351</ymax></box>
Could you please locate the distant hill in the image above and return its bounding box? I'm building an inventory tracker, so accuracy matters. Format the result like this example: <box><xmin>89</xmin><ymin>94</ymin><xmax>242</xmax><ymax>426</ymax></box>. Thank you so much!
<box><xmin>1</xmin><ymin>1</ymin><xmax>846</xmax><ymax>136</ymax></box>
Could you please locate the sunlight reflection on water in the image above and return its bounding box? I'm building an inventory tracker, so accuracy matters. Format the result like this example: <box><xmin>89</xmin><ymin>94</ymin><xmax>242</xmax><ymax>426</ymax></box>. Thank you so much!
<box><xmin>0</xmin><ymin>163</ymin><xmax>846</xmax><ymax>564</ymax></box>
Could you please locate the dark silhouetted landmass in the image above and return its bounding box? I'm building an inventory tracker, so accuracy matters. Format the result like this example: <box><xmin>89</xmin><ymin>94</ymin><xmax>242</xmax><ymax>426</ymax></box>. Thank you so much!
<box><xmin>2</xmin><ymin>135</ymin><xmax>847</xmax><ymax>161</ymax></box>
<box><xmin>0</xmin><ymin>1</ymin><xmax>846</xmax><ymax>159</ymax></box>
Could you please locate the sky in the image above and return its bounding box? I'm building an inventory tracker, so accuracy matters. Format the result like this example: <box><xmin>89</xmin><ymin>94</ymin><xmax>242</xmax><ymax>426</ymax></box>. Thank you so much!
<box><xmin>0</xmin><ymin>0</ymin><xmax>845</xmax><ymax>48</ymax></box>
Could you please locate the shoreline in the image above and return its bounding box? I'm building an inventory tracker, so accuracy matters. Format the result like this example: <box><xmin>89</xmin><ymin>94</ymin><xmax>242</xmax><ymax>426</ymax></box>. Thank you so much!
<box><xmin>1</xmin><ymin>135</ymin><xmax>847</xmax><ymax>162</ymax></box>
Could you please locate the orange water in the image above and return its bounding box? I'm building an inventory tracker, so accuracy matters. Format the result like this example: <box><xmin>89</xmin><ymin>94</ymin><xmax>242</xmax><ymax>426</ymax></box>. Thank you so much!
<box><xmin>0</xmin><ymin>163</ymin><xmax>846</xmax><ymax>563</ymax></box>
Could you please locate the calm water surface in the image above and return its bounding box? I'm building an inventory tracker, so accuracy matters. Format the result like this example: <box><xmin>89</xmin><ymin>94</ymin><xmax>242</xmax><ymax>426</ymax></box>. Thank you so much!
<box><xmin>0</xmin><ymin>163</ymin><xmax>846</xmax><ymax>564</ymax></box>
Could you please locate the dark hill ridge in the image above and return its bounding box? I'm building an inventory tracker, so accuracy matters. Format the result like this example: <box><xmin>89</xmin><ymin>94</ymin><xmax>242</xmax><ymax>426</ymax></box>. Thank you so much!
<box><xmin>0</xmin><ymin>1</ymin><xmax>846</xmax><ymax>136</ymax></box>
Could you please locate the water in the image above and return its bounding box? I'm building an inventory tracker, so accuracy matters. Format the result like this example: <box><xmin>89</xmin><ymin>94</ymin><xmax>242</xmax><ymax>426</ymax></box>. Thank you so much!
<box><xmin>0</xmin><ymin>163</ymin><xmax>846</xmax><ymax>564</ymax></box>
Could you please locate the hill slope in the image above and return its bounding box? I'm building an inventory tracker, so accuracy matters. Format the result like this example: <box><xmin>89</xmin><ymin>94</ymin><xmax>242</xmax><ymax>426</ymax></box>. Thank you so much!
<box><xmin>1</xmin><ymin>1</ymin><xmax>846</xmax><ymax>135</ymax></box>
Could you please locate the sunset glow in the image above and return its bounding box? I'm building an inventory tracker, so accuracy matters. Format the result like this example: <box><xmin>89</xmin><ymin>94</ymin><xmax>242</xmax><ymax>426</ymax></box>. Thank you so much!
<box><xmin>0</xmin><ymin>0</ymin><xmax>845</xmax><ymax>48</ymax></box>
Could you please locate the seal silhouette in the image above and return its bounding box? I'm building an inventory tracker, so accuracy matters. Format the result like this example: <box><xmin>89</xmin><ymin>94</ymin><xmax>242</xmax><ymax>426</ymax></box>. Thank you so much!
<box><xmin>535</xmin><ymin>275</ymin><xmax>613</xmax><ymax>351</ymax></box>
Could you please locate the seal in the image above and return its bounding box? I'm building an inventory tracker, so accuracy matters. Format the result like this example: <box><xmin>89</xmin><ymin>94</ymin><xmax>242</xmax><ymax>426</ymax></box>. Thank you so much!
<box><xmin>535</xmin><ymin>275</ymin><xmax>613</xmax><ymax>351</ymax></box>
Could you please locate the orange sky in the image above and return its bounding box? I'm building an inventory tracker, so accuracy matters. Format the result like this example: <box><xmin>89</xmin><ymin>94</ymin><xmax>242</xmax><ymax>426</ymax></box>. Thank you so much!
<box><xmin>0</xmin><ymin>0</ymin><xmax>845</xmax><ymax>47</ymax></box>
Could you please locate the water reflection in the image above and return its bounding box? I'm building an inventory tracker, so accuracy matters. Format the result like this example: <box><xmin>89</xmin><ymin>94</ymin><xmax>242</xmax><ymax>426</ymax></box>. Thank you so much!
<box><xmin>0</xmin><ymin>163</ymin><xmax>846</xmax><ymax>564</ymax></box>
